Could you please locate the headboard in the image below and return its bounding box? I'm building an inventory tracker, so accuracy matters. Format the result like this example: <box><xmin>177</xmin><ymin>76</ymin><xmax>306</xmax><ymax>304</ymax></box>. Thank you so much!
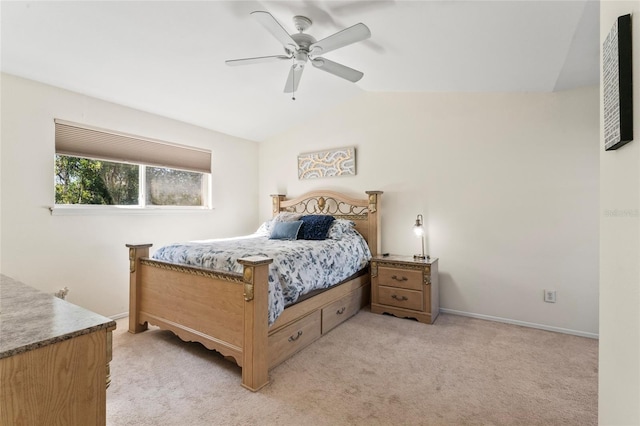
<box><xmin>270</xmin><ymin>190</ymin><xmax>383</xmax><ymax>256</ymax></box>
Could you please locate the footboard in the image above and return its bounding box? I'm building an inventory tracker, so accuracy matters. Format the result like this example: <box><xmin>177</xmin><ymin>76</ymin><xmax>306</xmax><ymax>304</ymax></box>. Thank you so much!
<box><xmin>127</xmin><ymin>244</ymin><xmax>273</xmax><ymax>391</ymax></box>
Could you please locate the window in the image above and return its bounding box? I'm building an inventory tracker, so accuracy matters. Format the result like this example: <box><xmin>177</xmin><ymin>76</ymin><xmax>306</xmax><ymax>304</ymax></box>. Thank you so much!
<box><xmin>54</xmin><ymin>120</ymin><xmax>211</xmax><ymax>209</ymax></box>
<box><xmin>145</xmin><ymin>166</ymin><xmax>204</xmax><ymax>206</ymax></box>
<box><xmin>55</xmin><ymin>155</ymin><xmax>139</xmax><ymax>205</ymax></box>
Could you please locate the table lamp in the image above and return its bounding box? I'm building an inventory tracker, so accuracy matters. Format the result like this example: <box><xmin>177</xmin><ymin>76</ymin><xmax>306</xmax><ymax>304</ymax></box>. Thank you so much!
<box><xmin>413</xmin><ymin>214</ymin><xmax>427</xmax><ymax>260</ymax></box>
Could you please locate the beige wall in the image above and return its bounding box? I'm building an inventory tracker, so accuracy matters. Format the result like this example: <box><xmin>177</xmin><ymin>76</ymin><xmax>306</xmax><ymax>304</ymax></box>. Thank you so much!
<box><xmin>0</xmin><ymin>73</ymin><xmax>259</xmax><ymax>317</ymax></box>
<box><xmin>259</xmin><ymin>88</ymin><xmax>600</xmax><ymax>336</ymax></box>
<box><xmin>599</xmin><ymin>1</ymin><xmax>640</xmax><ymax>424</ymax></box>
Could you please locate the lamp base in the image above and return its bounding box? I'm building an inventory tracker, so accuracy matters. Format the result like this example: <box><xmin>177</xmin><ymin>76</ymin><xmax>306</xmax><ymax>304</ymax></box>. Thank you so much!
<box><xmin>413</xmin><ymin>254</ymin><xmax>426</xmax><ymax>260</ymax></box>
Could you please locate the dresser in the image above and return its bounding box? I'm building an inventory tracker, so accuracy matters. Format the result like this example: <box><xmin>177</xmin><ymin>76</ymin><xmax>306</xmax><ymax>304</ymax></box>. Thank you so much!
<box><xmin>370</xmin><ymin>255</ymin><xmax>439</xmax><ymax>324</ymax></box>
<box><xmin>0</xmin><ymin>275</ymin><xmax>116</xmax><ymax>426</ymax></box>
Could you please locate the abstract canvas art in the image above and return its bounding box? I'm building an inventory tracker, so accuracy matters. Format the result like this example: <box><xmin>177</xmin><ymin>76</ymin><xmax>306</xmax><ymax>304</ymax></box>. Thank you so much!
<box><xmin>298</xmin><ymin>147</ymin><xmax>356</xmax><ymax>180</ymax></box>
<box><xmin>603</xmin><ymin>14</ymin><xmax>633</xmax><ymax>151</ymax></box>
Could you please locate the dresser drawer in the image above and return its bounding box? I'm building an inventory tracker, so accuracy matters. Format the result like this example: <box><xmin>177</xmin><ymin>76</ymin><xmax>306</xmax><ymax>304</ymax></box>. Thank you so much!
<box><xmin>268</xmin><ymin>310</ymin><xmax>321</xmax><ymax>368</ymax></box>
<box><xmin>378</xmin><ymin>286</ymin><xmax>423</xmax><ymax>311</ymax></box>
<box><xmin>321</xmin><ymin>287</ymin><xmax>364</xmax><ymax>334</ymax></box>
<box><xmin>377</xmin><ymin>266</ymin><xmax>423</xmax><ymax>291</ymax></box>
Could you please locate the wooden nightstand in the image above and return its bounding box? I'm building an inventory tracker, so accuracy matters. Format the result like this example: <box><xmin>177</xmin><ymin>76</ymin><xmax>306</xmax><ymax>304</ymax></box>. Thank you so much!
<box><xmin>370</xmin><ymin>255</ymin><xmax>439</xmax><ymax>324</ymax></box>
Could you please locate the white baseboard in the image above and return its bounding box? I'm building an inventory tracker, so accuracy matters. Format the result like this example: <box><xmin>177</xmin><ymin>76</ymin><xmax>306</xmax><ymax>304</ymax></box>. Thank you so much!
<box><xmin>439</xmin><ymin>308</ymin><xmax>599</xmax><ymax>339</ymax></box>
<box><xmin>110</xmin><ymin>312</ymin><xmax>129</xmax><ymax>320</ymax></box>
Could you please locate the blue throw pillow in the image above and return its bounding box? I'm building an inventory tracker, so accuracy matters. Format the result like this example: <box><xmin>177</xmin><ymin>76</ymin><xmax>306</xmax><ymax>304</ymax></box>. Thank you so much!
<box><xmin>269</xmin><ymin>220</ymin><xmax>303</xmax><ymax>240</ymax></box>
<box><xmin>298</xmin><ymin>215</ymin><xmax>335</xmax><ymax>240</ymax></box>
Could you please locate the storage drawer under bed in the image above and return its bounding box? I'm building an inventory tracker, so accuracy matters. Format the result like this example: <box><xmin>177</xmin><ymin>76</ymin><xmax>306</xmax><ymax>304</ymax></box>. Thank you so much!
<box><xmin>268</xmin><ymin>310</ymin><xmax>321</xmax><ymax>368</ymax></box>
<box><xmin>321</xmin><ymin>285</ymin><xmax>366</xmax><ymax>334</ymax></box>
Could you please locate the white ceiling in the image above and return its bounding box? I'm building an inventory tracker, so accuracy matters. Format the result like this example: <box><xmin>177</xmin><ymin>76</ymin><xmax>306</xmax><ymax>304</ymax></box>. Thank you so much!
<box><xmin>1</xmin><ymin>1</ymin><xmax>599</xmax><ymax>142</ymax></box>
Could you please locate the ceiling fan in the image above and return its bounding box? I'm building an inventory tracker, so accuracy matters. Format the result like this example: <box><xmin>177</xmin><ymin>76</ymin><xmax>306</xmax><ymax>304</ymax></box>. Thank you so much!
<box><xmin>226</xmin><ymin>11</ymin><xmax>371</xmax><ymax>96</ymax></box>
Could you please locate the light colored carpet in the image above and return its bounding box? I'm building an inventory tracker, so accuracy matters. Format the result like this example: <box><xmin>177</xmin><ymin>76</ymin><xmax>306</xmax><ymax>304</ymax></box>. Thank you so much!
<box><xmin>107</xmin><ymin>310</ymin><xmax>597</xmax><ymax>425</ymax></box>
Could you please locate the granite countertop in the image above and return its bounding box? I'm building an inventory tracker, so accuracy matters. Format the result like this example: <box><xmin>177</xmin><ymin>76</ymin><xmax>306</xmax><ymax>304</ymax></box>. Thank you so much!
<box><xmin>0</xmin><ymin>274</ymin><xmax>116</xmax><ymax>359</ymax></box>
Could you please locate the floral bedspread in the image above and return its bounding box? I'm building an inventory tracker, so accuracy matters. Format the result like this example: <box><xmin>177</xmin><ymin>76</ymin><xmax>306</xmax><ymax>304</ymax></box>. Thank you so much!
<box><xmin>152</xmin><ymin>229</ymin><xmax>371</xmax><ymax>325</ymax></box>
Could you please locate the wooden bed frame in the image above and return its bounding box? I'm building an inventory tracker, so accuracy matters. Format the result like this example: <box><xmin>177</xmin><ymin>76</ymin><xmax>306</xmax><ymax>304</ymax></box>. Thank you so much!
<box><xmin>127</xmin><ymin>190</ymin><xmax>382</xmax><ymax>391</ymax></box>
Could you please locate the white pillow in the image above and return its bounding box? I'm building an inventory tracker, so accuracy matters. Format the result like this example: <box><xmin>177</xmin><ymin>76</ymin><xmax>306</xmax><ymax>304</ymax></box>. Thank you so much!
<box><xmin>256</xmin><ymin>221</ymin><xmax>272</xmax><ymax>235</ymax></box>
<box><xmin>273</xmin><ymin>211</ymin><xmax>303</xmax><ymax>223</ymax></box>
<box><xmin>328</xmin><ymin>219</ymin><xmax>356</xmax><ymax>239</ymax></box>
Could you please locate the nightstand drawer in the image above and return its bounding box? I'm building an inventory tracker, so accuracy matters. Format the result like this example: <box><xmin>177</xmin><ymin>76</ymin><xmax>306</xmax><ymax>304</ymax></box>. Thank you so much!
<box><xmin>378</xmin><ymin>286</ymin><xmax>423</xmax><ymax>311</ymax></box>
<box><xmin>377</xmin><ymin>267</ymin><xmax>422</xmax><ymax>291</ymax></box>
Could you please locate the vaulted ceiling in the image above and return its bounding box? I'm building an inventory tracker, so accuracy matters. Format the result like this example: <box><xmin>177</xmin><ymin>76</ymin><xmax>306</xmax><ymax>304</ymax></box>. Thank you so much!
<box><xmin>1</xmin><ymin>1</ymin><xmax>599</xmax><ymax>142</ymax></box>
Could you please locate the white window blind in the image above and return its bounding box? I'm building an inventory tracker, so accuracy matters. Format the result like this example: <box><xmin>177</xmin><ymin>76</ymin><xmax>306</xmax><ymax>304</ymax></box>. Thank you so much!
<box><xmin>54</xmin><ymin>119</ymin><xmax>212</xmax><ymax>174</ymax></box>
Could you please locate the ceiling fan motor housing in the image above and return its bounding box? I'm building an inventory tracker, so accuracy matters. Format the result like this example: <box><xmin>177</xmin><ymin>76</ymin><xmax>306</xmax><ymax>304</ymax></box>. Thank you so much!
<box><xmin>288</xmin><ymin>31</ymin><xmax>317</xmax><ymax>67</ymax></box>
<box><xmin>289</xmin><ymin>33</ymin><xmax>317</xmax><ymax>53</ymax></box>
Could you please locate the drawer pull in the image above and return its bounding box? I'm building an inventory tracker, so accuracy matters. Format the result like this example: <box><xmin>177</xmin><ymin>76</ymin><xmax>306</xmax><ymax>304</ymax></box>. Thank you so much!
<box><xmin>391</xmin><ymin>275</ymin><xmax>408</xmax><ymax>282</ymax></box>
<box><xmin>391</xmin><ymin>294</ymin><xmax>408</xmax><ymax>302</ymax></box>
<box><xmin>336</xmin><ymin>307</ymin><xmax>346</xmax><ymax>315</ymax></box>
<box><xmin>288</xmin><ymin>331</ymin><xmax>303</xmax><ymax>342</ymax></box>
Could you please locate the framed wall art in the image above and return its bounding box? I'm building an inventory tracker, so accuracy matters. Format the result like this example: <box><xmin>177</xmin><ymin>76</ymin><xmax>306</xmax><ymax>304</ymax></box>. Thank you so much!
<box><xmin>297</xmin><ymin>146</ymin><xmax>356</xmax><ymax>180</ymax></box>
<box><xmin>603</xmin><ymin>13</ymin><xmax>633</xmax><ymax>151</ymax></box>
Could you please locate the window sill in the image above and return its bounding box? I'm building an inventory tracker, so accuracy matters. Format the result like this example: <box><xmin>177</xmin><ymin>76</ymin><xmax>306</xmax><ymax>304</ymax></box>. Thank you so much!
<box><xmin>49</xmin><ymin>205</ymin><xmax>214</xmax><ymax>216</ymax></box>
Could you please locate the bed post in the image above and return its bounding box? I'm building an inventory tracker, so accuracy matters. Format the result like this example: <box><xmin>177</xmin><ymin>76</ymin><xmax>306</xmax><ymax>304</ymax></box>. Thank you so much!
<box><xmin>237</xmin><ymin>256</ymin><xmax>273</xmax><ymax>391</ymax></box>
<box><xmin>126</xmin><ymin>243</ymin><xmax>152</xmax><ymax>334</ymax></box>
<box><xmin>271</xmin><ymin>194</ymin><xmax>286</xmax><ymax>217</ymax></box>
<box><xmin>365</xmin><ymin>191</ymin><xmax>383</xmax><ymax>256</ymax></box>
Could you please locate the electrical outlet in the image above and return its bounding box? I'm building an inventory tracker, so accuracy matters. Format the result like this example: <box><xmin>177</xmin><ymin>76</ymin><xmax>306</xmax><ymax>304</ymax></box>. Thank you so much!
<box><xmin>544</xmin><ymin>290</ymin><xmax>556</xmax><ymax>303</ymax></box>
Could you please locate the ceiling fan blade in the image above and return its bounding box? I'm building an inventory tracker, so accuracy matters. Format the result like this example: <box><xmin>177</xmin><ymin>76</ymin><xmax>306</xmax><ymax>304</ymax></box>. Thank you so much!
<box><xmin>225</xmin><ymin>55</ymin><xmax>291</xmax><ymax>66</ymax></box>
<box><xmin>284</xmin><ymin>65</ymin><xmax>304</xmax><ymax>93</ymax></box>
<box><xmin>251</xmin><ymin>11</ymin><xmax>299</xmax><ymax>52</ymax></box>
<box><xmin>309</xmin><ymin>23</ymin><xmax>371</xmax><ymax>56</ymax></box>
<box><xmin>311</xmin><ymin>58</ymin><xmax>363</xmax><ymax>83</ymax></box>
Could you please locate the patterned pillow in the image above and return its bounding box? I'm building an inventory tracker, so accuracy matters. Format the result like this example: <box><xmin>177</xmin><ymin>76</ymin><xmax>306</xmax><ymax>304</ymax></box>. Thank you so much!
<box><xmin>258</xmin><ymin>219</ymin><xmax>278</xmax><ymax>235</ymax></box>
<box><xmin>328</xmin><ymin>219</ymin><xmax>356</xmax><ymax>239</ymax></box>
<box><xmin>273</xmin><ymin>211</ymin><xmax>303</xmax><ymax>223</ymax></box>
<box><xmin>298</xmin><ymin>215</ymin><xmax>335</xmax><ymax>240</ymax></box>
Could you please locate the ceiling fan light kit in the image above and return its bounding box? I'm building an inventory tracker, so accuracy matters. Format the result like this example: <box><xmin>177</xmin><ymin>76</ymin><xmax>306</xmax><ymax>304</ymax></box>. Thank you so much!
<box><xmin>225</xmin><ymin>10</ymin><xmax>371</xmax><ymax>98</ymax></box>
